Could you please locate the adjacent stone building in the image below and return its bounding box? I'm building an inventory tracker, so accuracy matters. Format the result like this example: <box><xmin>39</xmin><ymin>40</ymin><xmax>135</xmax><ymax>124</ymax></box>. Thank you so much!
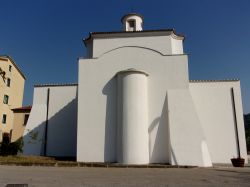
<box><xmin>11</xmin><ymin>106</ymin><xmax>31</xmax><ymax>142</ymax></box>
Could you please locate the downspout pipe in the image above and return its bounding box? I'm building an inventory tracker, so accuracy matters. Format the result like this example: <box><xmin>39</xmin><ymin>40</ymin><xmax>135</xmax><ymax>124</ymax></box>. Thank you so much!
<box><xmin>44</xmin><ymin>88</ymin><xmax>50</xmax><ymax>156</ymax></box>
<box><xmin>231</xmin><ymin>87</ymin><xmax>241</xmax><ymax>158</ymax></box>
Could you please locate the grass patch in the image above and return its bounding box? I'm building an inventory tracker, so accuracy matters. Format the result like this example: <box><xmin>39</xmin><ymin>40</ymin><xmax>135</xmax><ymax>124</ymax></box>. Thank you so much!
<box><xmin>0</xmin><ymin>155</ymin><xmax>76</xmax><ymax>164</ymax></box>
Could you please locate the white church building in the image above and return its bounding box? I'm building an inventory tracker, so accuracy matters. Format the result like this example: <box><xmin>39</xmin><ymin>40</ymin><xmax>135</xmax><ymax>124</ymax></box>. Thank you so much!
<box><xmin>23</xmin><ymin>14</ymin><xmax>248</xmax><ymax>167</ymax></box>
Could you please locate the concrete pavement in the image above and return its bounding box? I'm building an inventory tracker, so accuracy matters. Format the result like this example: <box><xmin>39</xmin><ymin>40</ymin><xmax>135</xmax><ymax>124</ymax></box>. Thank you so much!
<box><xmin>0</xmin><ymin>165</ymin><xmax>249</xmax><ymax>187</ymax></box>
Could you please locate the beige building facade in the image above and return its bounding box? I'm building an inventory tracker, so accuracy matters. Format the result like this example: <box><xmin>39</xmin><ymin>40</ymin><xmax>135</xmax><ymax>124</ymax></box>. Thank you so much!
<box><xmin>0</xmin><ymin>55</ymin><xmax>25</xmax><ymax>141</ymax></box>
<box><xmin>11</xmin><ymin>106</ymin><xmax>31</xmax><ymax>142</ymax></box>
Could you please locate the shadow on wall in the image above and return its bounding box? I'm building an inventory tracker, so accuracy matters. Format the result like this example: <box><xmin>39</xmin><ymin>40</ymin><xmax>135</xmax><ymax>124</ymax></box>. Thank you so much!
<box><xmin>23</xmin><ymin>98</ymin><xmax>77</xmax><ymax>158</ymax></box>
<box><xmin>47</xmin><ymin>98</ymin><xmax>77</xmax><ymax>157</ymax></box>
<box><xmin>102</xmin><ymin>76</ymin><xmax>117</xmax><ymax>162</ymax></box>
<box><xmin>23</xmin><ymin>121</ymin><xmax>46</xmax><ymax>156</ymax></box>
<box><xmin>149</xmin><ymin>93</ymin><xmax>170</xmax><ymax>164</ymax></box>
<box><xmin>170</xmin><ymin>146</ymin><xmax>178</xmax><ymax>165</ymax></box>
<box><xmin>102</xmin><ymin>78</ymin><xmax>172</xmax><ymax>164</ymax></box>
<box><xmin>230</xmin><ymin>88</ymin><xmax>241</xmax><ymax>157</ymax></box>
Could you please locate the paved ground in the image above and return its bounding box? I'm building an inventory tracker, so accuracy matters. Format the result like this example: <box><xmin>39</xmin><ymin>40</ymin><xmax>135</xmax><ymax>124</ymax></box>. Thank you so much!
<box><xmin>0</xmin><ymin>165</ymin><xmax>250</xmax><ymax>187</ymax></box>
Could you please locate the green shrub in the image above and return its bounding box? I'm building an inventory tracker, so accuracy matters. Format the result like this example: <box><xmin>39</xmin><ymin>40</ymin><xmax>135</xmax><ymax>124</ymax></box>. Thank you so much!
<box><xmin>244</xmin><ymin>114</ymin><xmax>250</xmax><ymax>152</ymax></box>
<box><xmin>0</xmin><ymin>138</ymin><xmax>23</xmax><ymax>156</ymax></box>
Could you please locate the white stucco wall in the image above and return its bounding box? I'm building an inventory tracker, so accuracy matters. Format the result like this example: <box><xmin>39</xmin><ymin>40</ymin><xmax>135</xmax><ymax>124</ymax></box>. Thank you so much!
<box><xmin>23</xmin><ymin>85</ymin><xmax>77</xmax><ymax>157</ymax></box>
<box><xmin>77</xmin><ymin>46</ymin><xmax>189</xmax><ymax>163</ymax></box>
<box><xmin>23</xmin><ymin>87</ymin><xmax>49</xmax><ymax>155</ymax></box>
<box><xmin>167</xmin><ymin>89</ymin><xmax>212</xmax><ymax>167</ymax></box>
<box><xmin>90</xmin><ymin>35</ymin><xmax>183</xmax><ymax>58</ymax></box>
<box><xmin>190</xmin><ymin>81</ymin><xmax>248</xmax><ymax>164</ymax></box>
<box><xmin>171</xmin><ymin>37</ymin><xmax>184</xmax><ymax>55</ymax></box>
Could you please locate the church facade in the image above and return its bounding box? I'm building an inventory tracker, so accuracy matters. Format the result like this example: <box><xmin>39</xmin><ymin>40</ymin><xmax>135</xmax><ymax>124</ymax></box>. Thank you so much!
<box><xmin>23</xmin><ymin>14</ymin><xmax>247</xmax><ymax>167</ymax></box>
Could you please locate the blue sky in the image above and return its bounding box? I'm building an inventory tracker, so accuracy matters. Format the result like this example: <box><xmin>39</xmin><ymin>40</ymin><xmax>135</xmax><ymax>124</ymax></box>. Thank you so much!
<box><xmin>0</xmin><ymin>0</ymin><xmax>250</xmax><ymax>113</ymax></box>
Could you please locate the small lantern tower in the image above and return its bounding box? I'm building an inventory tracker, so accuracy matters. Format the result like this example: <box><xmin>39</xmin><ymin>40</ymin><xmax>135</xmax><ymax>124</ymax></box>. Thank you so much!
<box><xmin>121</xmin><ymin>13</ymin><xmax>143</xmax><ymax>31</ymax></box>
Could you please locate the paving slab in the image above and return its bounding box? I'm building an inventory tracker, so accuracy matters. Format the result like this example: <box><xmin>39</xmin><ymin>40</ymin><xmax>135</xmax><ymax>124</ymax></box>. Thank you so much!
<box><xmin>0</xmin><ymin>165</ymin><xmax>250</xmax><ymax>187</ymax></box>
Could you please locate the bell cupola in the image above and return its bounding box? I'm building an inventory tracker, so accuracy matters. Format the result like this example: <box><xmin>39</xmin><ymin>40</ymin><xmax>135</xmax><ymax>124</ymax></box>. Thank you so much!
<box><xmin>121</xmin><ymin>13</ymin><xmax>143</xmax><ymax>31</ymax></box>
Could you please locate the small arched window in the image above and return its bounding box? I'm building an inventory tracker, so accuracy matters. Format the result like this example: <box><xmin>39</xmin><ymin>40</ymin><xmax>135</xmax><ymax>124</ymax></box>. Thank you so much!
<box><xmin>127</xmin><ymin>19</ymin><xmax>136</xmax><ymax>31</ymax></box>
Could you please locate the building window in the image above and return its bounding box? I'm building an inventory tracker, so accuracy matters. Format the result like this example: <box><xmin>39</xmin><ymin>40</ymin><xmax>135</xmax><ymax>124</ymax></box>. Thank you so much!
<box><xmin>2</xmin><ymin>114</ymin><xmax>7</xmax><ymax>124</ymax></box>
<box><xmin>24</xmin><ymin>114</ymin><xmax>29</xmax><ymax>126</ymax></box>
<box><xmin>9</xmin><ymin>65</ymin><xmax>12</xmax><ymax>72</ymax></box>
<box><xmin>128</xmin><ymin>20</ymin><xmax>135</xmax><ymax>31</ymax></box>
<box><xmin>6</xmin><ymin>78</ymin><xmax>11</xmax><ymax>87</ymax></box>
<box><xmin>3</xmin><ymin>95</ymin><xmax>9</xmax><ymax>104</ymax></box>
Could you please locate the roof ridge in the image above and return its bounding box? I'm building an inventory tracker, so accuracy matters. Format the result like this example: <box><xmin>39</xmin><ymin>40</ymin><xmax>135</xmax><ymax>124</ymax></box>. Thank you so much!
<box><xmin>12</xmin><ymin>105</ymin><xmax>32</xmax><ymax>111</ymax></box>
<box><xmin>34</xmin><ymin>83</ymin><xmax>78</xmax><ymax>87</ymax></box>
<box><xmin>84</xmin><ymin>29</ymin><xmax>185</xmax><ymax>46</ymax></box>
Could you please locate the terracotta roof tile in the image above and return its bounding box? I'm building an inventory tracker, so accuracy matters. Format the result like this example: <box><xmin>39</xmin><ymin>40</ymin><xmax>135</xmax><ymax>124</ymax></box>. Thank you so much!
<box><xmin>12</xmin><ymin>105</ymin><xmax>32</xmax><ymax>111</ymax></box>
